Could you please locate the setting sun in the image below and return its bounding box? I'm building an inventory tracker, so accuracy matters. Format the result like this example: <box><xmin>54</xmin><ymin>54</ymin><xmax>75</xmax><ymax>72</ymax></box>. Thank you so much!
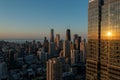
<box><xmin>107</xmin><ymin>31</ymin><xmax>112</xmax><ymax>37</ymax></box>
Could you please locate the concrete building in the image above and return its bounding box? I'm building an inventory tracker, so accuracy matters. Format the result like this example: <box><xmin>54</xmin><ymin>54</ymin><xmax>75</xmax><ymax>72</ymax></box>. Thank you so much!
<box><xmin>47</xmin><ymin>58</ymin><xmax>62</xmax><ymax>80</ymax></box>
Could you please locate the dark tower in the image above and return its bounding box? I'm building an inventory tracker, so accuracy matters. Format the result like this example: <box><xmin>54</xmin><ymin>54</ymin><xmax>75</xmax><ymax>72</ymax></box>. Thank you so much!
<box><xmin>66</xmin><ymin>29</ymin><xmax>71</xmax><ymax>41</ymax></box>
<box><xmin>50</xmin><ymin>29</ymin><xmax>54</xmax><ymax>42</ymax></box>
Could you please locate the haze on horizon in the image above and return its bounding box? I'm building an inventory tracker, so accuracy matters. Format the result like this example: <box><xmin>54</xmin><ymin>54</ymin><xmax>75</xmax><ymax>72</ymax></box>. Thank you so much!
<box><xmin>0</xmin><ymin>0</ymin><xmax>88</xmax><ymax>39</ymax></box>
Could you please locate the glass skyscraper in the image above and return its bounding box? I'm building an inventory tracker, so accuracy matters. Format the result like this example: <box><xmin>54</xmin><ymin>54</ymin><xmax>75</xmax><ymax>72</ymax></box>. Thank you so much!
<box><xmin>66</xmin><ymin>29</ymin><xmax>71</xmax><ymax>41</ymax></box>
<box><xmin>86</xmin><ymin>0</ymin><xmax>120</xmax><ymax>80</ymax></box>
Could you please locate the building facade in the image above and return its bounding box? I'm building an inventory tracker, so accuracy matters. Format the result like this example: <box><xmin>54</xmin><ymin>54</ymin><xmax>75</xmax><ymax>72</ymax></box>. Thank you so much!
<box><xmin>47</xmin><ymin>58</ymin><xmax>62</xmax><ymax>80</ymax></box>
<box><xmin>86</xmin><ymin>0</ymin><xmax>120</xmax><ymax>80</ymax></box>
<box><xmin>63</xmin><ymin>41</ymin><xmax>71</xmax><ymax>59</ymax></box>
<box><xmin>49</xmin><ymin>42</ymin><xmax>56</xmax><ymax>57</ymax></box>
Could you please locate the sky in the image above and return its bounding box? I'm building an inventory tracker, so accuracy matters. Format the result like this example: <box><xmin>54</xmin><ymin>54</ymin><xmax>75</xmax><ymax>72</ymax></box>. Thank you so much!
<box><xmin>0</xmin><ymin>0</ymin><xmax>88</xmax><ymax>40</ymax></box>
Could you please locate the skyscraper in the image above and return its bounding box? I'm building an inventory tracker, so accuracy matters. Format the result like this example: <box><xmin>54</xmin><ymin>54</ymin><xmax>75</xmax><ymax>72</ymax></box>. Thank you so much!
<box><xmin>50</xmin><ymin>29</ymin><xmax>54</xmax><ymax>42</ymax></box>
<box><xmin>43</xmin><ymin>37</ymin><xmax>49</xmax><ymax>52</ymax></box>
<box><xmin>47</xmin><ymin>58</ymin><xmax>62</xmax><ymax>80</ymax></box>
<box><xmin>80</xmin><ymin>39</ymin><xmax>87</xmax><ymax>64</ymax></box>
<box><xmin>55</xmin><ymin>34</ymin><xmax>60</xmax><ymax>47</ymax></box>
<box><xmin>74</xmin><ymin>36</ymin><xmax>81</xmax><ymax>50</ymax></box>
<box><xmin>56</xmin><ymin>34</ymin><xmax>60</xmax><ymax>42</ymax></box>
<box><xmin>73</xmin><ymin>34</ymin><xmax>78</xmax><ymax>43</ymax></box>
<box><xmin>66</xmin><ymin>29</ymin><xmax>71</xmax><ymax>41</ymax></box>
<box><xmin>71</xmin><ymin>50</ymin><xmax>79</xmax><ymax>65</ymax></box>
<box><xmin>63</xmin><ymin>40</ymin><xmax>72</xmax><ymax>65</ymax></box>
<box><xmin>49</xmin><ymin>42</ymin><xmax>55</xmax><ymax>57</ymax></box>
<box><xmin>63</xmin><ymin>41</ymin><xmax>71</xmax><ymax>59</ymax></box>
<box><xmin>86</xmin><ymin>0</ymin><xmax>120</xmax><ymax>80</ymax></box>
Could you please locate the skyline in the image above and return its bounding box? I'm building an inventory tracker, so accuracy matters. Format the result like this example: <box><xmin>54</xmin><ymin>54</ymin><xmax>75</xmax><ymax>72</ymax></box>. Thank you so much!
<box><xmin>0</xmin><ymin>0</ymin><xmax>88</xmax><ymax>39</ymax></box>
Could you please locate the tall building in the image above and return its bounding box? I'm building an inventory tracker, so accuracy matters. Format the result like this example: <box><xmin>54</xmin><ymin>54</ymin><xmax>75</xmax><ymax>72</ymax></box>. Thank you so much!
<box><xmin>73</xmin><ymin>34</ymin><xmax>78</xmax><ymax>43</ymax></box>
<box><xmin>71</xmin><ymin>50</ymin><xmax>79</xmax><ymax>64</ymax></box>
<box><xmin>56</xmin><ymin>34</ymin><xmax>60</xmax><ymax>42</ymax></box>
<box><xmin>66</xmin><ymin>29</ymin><xmax>71</xmax><ymax>41</ymax></box>
<box><xmin>49</xmin><ymin>42</ymin><xmax>55</xmax><ymax>57</ymax></box>
<box><xmin>55</xmin><ymin>34</ymin><xmax>60</xmax><ymax>47</ymax></box>
<box><xmin>43</xmin><ymin>37</ymin><xmax>49</xmax><ymax>52</ymax></box>
<box><xmin>74</xmin><ymin>36</ymin><xmax>81</xmax><ymax>50</ymax></box>
<box><xmin>37</xmin><ymin>48</ymin><xmax>48</xmax><ymax>62</ymax></box>
<box><xmin>78</xmin><ymin>36</ymin><xmax>81</xmax><ymax>50</ymax></box>
<box><xmin>63</xmin><ymin>40</ymin><xmax>71</xmax><ymax>65</ymax></box>
<box><xmin>63</xmin><ymin>41</ymin><xmax>71</xmax><ymax>59</ymax></box>
<box><xmin>80</xmin><ymin>39</ymin><xmax>87</xmax><ymax>64</ymax></box>
<box><xmin>47</xmin><ymin>58</ymin><xmax>62</xmax><ymax>80</ymax></box>
<box><xmin>86</xmin><ymin>0</ymin><xmax>120</xmax><ymax>80</ymax></box>
<box><xmin>50</xmin><ymin>29</ymin><xmax>54</xmax><ymax>42</ymax></box>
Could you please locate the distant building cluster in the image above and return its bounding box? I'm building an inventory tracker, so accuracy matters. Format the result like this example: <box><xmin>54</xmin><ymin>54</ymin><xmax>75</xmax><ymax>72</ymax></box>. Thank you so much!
<box><xmin>47</xmin><ymin>29</ymin><xmax>87</xmax><ymax>80</ymax></box>
<box><xmin>0</xmin><ymin>29</ymin><xmax>87</xmax><ymax>80</ymax></box>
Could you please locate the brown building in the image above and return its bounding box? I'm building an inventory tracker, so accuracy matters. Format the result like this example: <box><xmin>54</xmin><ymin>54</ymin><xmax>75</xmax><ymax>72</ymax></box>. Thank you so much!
<box><xmin>63</xmin><ymin>40</ymin><xmax>71</xmax><ymax>59</ymax></box>
<box><xmin>47</xmin><ymin>58</ymin><xmax>62</xmax><ymax>80</ymax></box>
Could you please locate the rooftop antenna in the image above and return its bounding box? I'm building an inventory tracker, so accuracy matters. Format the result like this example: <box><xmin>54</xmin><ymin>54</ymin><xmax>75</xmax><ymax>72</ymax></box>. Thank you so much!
<box><xmin>67</xmin><ymin>24</ymin><xmax>71</xmax><ymax>29</ymax></box>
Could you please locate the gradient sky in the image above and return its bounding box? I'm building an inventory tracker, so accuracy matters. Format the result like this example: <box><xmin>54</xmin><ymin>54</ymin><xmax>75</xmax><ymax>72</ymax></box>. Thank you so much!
<box><xmin>0</xmin><ymin>0</ymin><xmax>88</xmax><ymax>39</ymax></box>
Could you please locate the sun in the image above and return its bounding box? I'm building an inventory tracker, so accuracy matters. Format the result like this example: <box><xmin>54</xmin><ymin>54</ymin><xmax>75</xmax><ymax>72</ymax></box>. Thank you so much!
<box><xmin>107</xmin><ymin>31</ymin><xmax>112</xmax><ymax>37</ymax></box>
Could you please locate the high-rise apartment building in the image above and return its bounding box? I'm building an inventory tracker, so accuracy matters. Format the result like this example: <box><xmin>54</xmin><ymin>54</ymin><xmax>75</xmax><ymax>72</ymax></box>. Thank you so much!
<box><xmin>86</xmin><ymin>0</ymin><xmax>120</xmax><ymax>80</ymax></box>
<box><xmin>47</xmin><ymin>58</ymin><xmax>62</xmax><ymax>80</ymax></box>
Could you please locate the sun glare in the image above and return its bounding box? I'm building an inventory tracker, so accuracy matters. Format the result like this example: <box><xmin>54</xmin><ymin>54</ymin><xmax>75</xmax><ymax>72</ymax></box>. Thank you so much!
<box><xmin>107</xmin><ymin>31</ymin><xmax>112</xmax><ymax>37</ymax></box>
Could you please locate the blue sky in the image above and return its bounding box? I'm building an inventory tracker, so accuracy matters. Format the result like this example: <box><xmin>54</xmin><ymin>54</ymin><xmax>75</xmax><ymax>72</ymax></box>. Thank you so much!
<box><xmin>0</xmin><ymin>0</ymin><xmax>88</xmax><ymax>39</ymax></box>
